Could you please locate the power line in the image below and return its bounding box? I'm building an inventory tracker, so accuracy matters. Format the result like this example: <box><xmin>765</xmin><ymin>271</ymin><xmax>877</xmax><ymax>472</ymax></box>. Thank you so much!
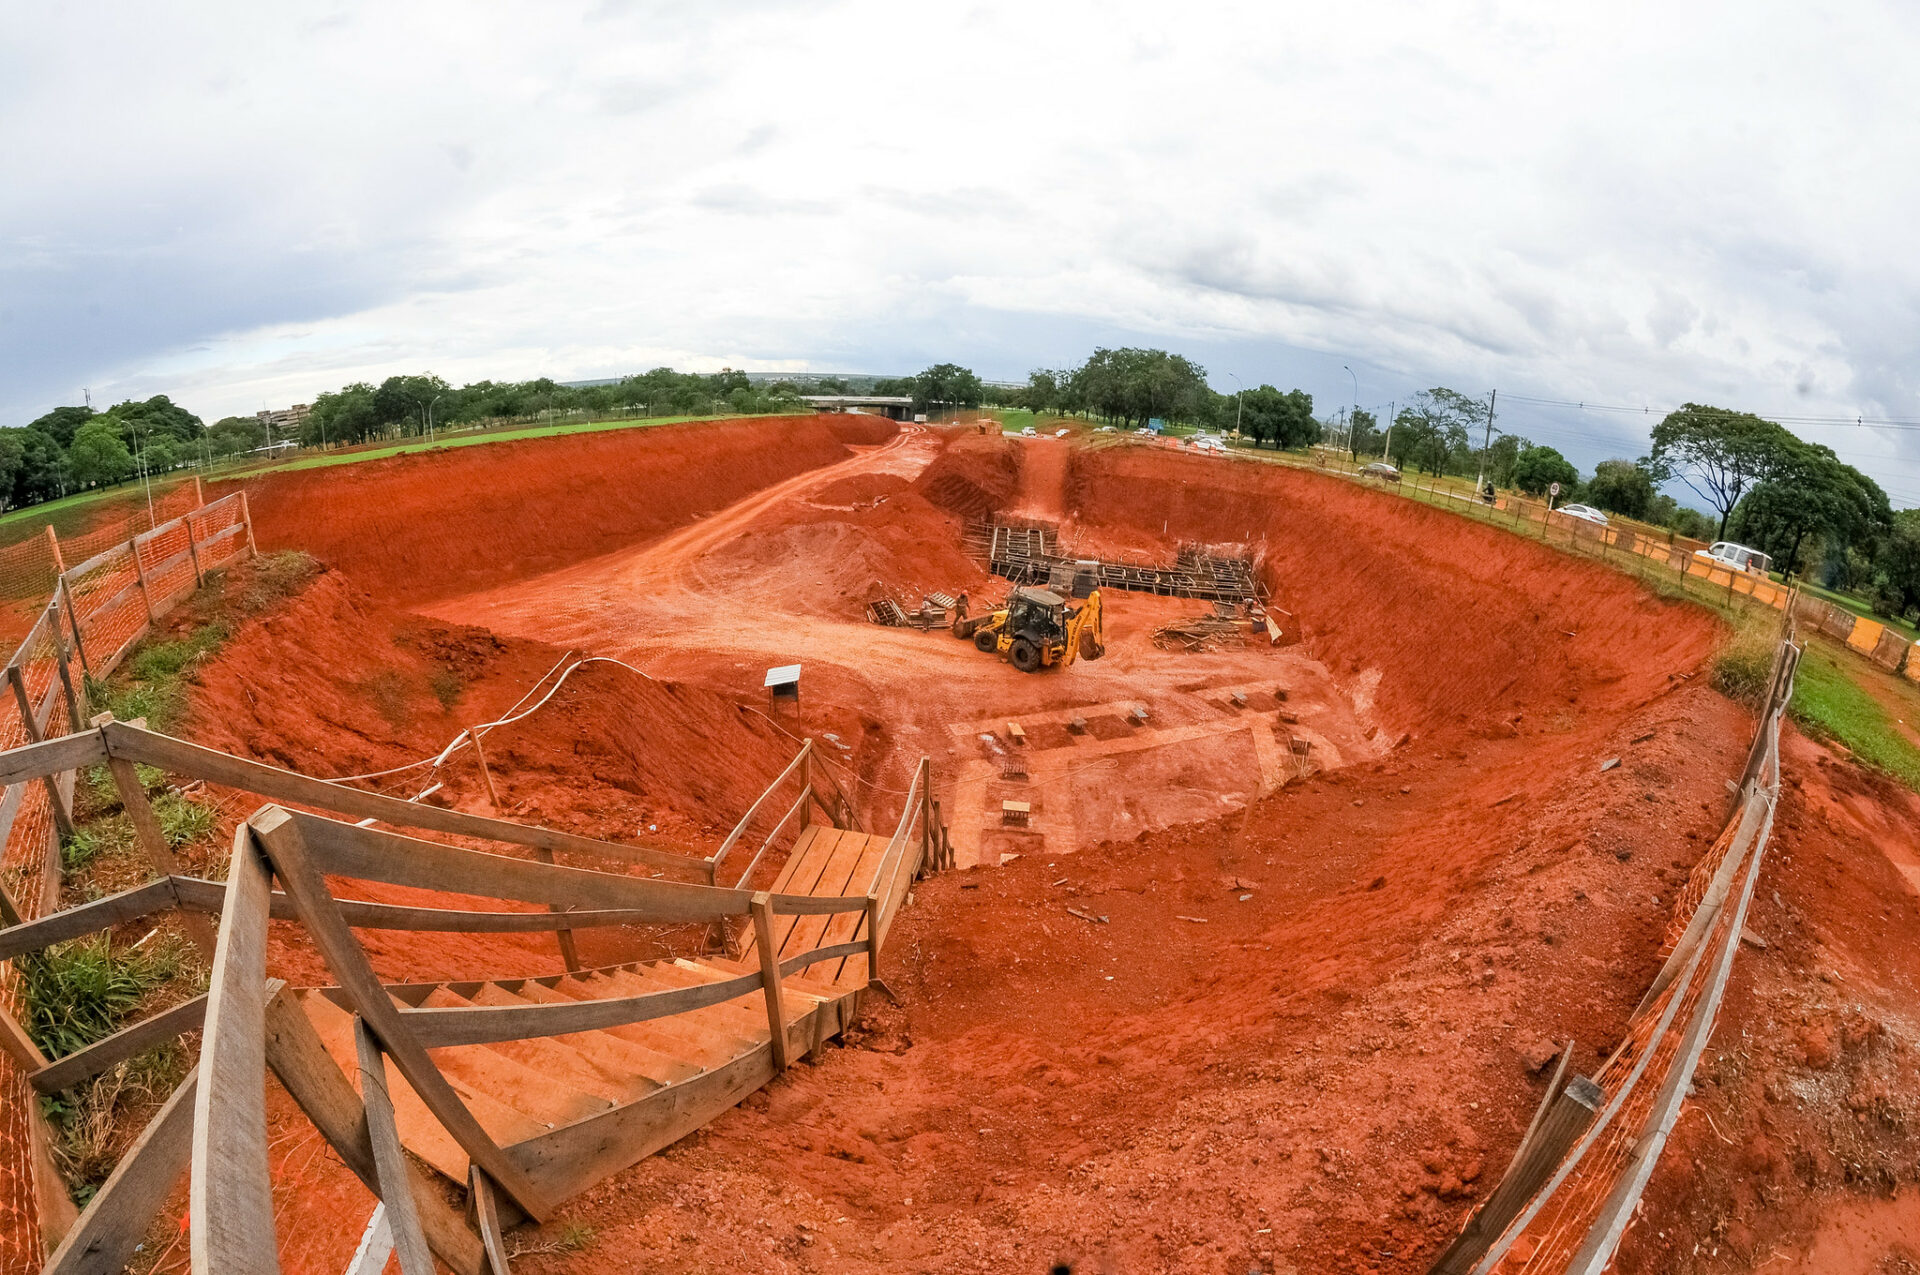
<box><xmin>1499</xmin><ymin>393</ymin><xmax>1920</xmax><ymax>431</ymax></box>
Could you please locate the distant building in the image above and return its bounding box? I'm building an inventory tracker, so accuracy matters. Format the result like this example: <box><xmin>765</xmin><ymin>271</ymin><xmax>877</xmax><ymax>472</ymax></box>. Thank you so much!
<box><xmin>256</xmin><ymin>404</ymin><xmax>311</xmax><ymax>436</ymax></box>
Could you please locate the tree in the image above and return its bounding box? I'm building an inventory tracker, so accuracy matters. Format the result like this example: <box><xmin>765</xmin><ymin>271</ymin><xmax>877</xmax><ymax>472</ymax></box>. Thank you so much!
<box><xmin>1484</xmin><ymin>435</ymin><xmax>1525</xmax><ymax>489</ymax></box>
<box><xmin>1510</xmin><ymin>445</ymin><xmax>1578</xmax><ymax>498</ymax></box>
<box><xmin>1869</xmin><ymin>510</ymin><xmax>1920</xmax><ymax>620</ymax></box>
<box><xmin>209</xmin><ymin>415</ymin><xmax>268</xmax><ymax>459</ymax></box>
<box><xmin>1023</xmin><ymin>370</ymin><xmax>1060</xmax><ymax>415</ymax></box>
<box><xmin>1239</xmin><ymin>386</ymin><xmax>1317</xmax><ymax>448</ymax></box>
<box><xmin>1394</xmin><ymin>388</ymin><xmax>1482</xmax><ymax>474</ymax></box>
<box><xmin>909</xmin><ymin>364</ymin><xmax>983</xmax><ymax>412</ymax></box>
<box><xmin>68</xmin><ymin>420</ymin><xmax>134</xmax><ymax>487</ymax></box>
<box><xmin>1646</xmin><ymin>404</ymin><xmax>1798</xmax><ymax>540</ymax></box>
<box><xmin>13</xmin><ymin>429</ymin><xmax>68</xmax><ymax>504</ymax></box>
<box><xmin>308</xmin><ymin>384</ymin><xmax>384</xmax><ymax>445</ymax></box>
<box><xmin>24</xmin><ymin>405</ymin><xmax>93</xmax><ymax>449</ymax></box>
<box><xmin>101</xmin><ymin>396</ymin><xmax>204</xmax><ymax>447</ymax></box>
<box><xmin>1585</xmin><ymin>459</ymin><xmax>1656</xmax><ymax>519</ymax></box>
<box><xmin>0</xmin><ymin>431</ymin><xmax>25</xmax><ymax>511</ymax></box>
<box><xmin>1729</xmin><ymin>442</ymin><xmax>1889</xmax><ymax>576</ymax></box>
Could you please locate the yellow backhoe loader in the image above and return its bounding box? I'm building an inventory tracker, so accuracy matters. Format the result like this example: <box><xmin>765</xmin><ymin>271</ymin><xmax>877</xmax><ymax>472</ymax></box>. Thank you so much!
<box><xmin>952</xmin><ymin>586</ymin><xmax>1105</xmax><ymax>672</ymax></box>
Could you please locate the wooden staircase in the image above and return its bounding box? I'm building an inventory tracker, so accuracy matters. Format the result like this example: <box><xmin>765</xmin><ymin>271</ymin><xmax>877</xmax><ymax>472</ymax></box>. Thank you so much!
<box><xmin>286</xmin><ymin>826</ymin><xmax>902</xmax><ymax>1207</ymax></box>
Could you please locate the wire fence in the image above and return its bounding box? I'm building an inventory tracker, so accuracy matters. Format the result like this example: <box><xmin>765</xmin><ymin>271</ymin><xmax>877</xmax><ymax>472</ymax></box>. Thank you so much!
<box><xmin>1429</xmin><ymin>611</ymin><xmax>1800</xmax><ymax>1274</ymax></box>
<box><xmin>0</xmin><ymin>488</ymin><xmax>252</xmax><ymax>1270</ymax></box>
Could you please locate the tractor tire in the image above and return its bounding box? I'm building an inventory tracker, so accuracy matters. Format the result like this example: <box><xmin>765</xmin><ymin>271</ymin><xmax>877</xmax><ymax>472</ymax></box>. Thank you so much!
<box><xmin>974</xmin><ymin>628</ymin><xmax>1000</xmax><ymax>653</ymax></box>
<box><xmin>1081</xmin><ymin>633</ymin><xmax>1106</xmax><ymax>661</ymax></box>
<box><xmin>1009</xmin><ymin>638</ymin><xmax>1042</xmax><ymax>672</ymax></box>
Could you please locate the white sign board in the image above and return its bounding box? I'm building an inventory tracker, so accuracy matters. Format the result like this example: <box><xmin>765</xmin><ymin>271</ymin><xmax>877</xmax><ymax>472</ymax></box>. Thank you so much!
<box><xmin>1549</xmin><ymin>481</ymin><xmax>1561</xmax><ymax>497</ymax></box>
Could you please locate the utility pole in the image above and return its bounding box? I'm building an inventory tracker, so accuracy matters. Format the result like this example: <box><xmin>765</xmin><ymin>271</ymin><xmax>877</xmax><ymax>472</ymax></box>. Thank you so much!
<box><xmin>1473</xmin><ymin>389</ymin><xmax>1498</xmax><ymax>497</ymax></box>
<box><xmin>1227</xmin><ymin>372</ymin><xmax>1244</xmax><ymax>439</ymax></box>
<box><xmin>1343</xmin><ymin>365</ymin><xmax>1359</xmax><ymax>459</ymax></box>
<box><xmin>1383</xmin><ymin>401</ymin><xmax>1395</xmax><ymax>465</ymax></box>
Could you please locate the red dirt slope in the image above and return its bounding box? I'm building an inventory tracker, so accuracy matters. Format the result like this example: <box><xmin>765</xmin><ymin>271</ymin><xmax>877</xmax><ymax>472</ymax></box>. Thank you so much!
<box><xmin>1066</xmin><ymin>446</ymin><xmax>1724</xmax><ymax>735</ymax></box>
<box><xmin>216</xmin><ymin>413</ymin><xmax>896</xmax><ymax>603</ymax></box>
<box><xmin>185</xmin><ymin>562</ymin><xmax>792</xmax><ymax>852</ymax></box>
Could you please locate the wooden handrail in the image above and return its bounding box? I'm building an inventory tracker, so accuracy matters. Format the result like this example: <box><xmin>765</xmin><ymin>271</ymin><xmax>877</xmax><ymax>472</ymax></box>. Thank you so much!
<box><xmin>400</xmin><ymin>968</ymin><xmax>764</xmax><ymax>1047</ymax></box>
<box><xmin>189</xmin><ymin>824</ymin><xmax>279</xmax><ymax>1271</ymax></box>
<box><xmin>104</xmin><ymin>722</ymin><xmax>702</xmax><ymax>879</ymax></box>
<box><xmin>709</xmin><ymin>740</ymin><xmax>812</xmax><ymax>877</ymax></box>
<box><xmin>727</xmin><ymin>785</ymin><xmax>810</xmax><ymax>889</ymax></box>
<box><xmin>0</xmin><ymin>876</ymin><xmax>177</xmax><ymax>961</ymax></box>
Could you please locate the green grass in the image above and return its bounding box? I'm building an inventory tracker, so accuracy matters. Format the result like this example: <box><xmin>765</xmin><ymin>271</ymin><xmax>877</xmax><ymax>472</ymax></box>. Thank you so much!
<box><xmin>18</xmin><ymin>935</ymin><xmax>185</xmax><ymax>1059</ymax></box>
<box><xmin>229</xmin><ymin>411</ymin><xmax>744</xmax><ymax>477</ymax></box>
<box><xmin>1789</xmin><ymin>644</ymin><xmax>1920</xmax><ymax>789</ymax></box>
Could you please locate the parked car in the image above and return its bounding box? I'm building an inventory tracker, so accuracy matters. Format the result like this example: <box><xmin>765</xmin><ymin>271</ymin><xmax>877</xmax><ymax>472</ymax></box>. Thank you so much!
<box><xmin>1552</xmin><ymin>502</ymin><xmax>1610</xmax><ymax>527</ymax></box>
<box><xmin>1054</xmin><ymin>428</ymin><xmax>1071</xmax><ymax>438</ymax></box>
<box><xmin>1019</xmin><ymin>426</ymin><xmax>1037</xmax><ymax>437</ymax></box>
<box><xmin>1695</xmin><ymin>541</ymin><xmax>1772</xmax><ymax>575</ymax></box>
<box><xmin>1361</xmin><ymin>461</ymin><xmax>1401</xmax><ymax>483</ymax></box>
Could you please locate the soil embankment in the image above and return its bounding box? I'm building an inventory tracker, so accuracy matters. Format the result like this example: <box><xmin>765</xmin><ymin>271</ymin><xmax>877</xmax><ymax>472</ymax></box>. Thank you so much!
<box><xmin>215</xmin><ymin>413</ymin><xmax>896</xmax><ymax>603</ymax></box>
<box><xmin>1065</xmin><ymin>447</ymin><xmax>1721</xmax><ymax>736</ymax></box>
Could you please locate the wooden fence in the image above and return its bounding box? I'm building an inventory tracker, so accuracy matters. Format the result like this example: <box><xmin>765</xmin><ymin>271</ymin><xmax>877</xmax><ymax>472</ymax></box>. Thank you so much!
<box><xmin>0</xmin><ymin>491</ymin><xmax>253</xmax><ymax>1272</ymax></box>
<box><xmin>0</xmin><ymin>715</ymin><xmax>946</xmax><ymax>1273</ymax></box>
<box><xmin>1429</xmin><ymin>609</ymin><xmax>1802</xmax><ymax>1274</ymax></box>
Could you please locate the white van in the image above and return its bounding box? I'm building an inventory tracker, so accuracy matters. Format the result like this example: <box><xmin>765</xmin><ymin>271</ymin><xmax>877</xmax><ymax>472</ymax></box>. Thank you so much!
<box><xmin>1695</xmin><ymin>542</ymin><xmax>1772</xmax><ymax>575</ymax></box>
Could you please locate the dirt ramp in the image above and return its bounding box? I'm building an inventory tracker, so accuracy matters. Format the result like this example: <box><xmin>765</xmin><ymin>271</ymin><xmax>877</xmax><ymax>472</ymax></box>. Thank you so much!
<box><xmin>913</xmin><ymin>431</ymin><xmax>1022</xmax><ymax>520</ymax></box>
<box><xmin>218</xmin><ymin>413</ymin><xmax>896</xmax><ymax>603</ymax></box>
<box><xmin>1067</xmin><ymin>448</ymin><xmax>1723</xmax><ymax>734</ymax></box>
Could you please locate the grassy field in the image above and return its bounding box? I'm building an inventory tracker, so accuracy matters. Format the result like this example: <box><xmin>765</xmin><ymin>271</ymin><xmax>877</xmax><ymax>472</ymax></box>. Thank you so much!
<box><xmin>1788</xmin><ymin>642</ymin><xmax>1920</xmax><ymax>788</ymax></box>
<box><xmin>230</xmin><ymin>412</ymin><xmax>720</xmax><ymax>477</ymax></box>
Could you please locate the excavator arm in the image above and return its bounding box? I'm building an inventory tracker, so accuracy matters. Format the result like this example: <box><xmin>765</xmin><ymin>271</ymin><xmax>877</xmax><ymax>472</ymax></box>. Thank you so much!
<box><xmin>1063</xmin><ymin>589</ymin><xmax>1105</xmax><ymax>665</ymax></box>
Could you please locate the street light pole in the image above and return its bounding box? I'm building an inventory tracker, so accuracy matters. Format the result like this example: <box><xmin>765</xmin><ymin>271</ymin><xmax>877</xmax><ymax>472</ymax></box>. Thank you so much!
<box><xmin>424</xmin><ymin>395</ymin><xmax>443</xmax><ymax>444</ymax></box>
<box><xmin>1227</xmin><ymin>372</ymin><xmax>1244</xmax><ymax>440</ymax></box>
<box><xmin>1473</xmin><ymin>389</ymin><xmax>1498</xmax><ymax>498</ymax></box>
<box><xmin>1343</xmin><ymin>365</ymin><xmax>1359</xmax><ymax>458</ymax></box>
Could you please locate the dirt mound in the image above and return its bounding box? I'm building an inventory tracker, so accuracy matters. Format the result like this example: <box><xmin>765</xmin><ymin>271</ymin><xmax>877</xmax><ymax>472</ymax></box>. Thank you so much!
<box><xmin>216</xmin><ymin>413</ymin><xmax>895</xmax><ymax>604</ymax></box>
<box><xmin>912</xmin><ymin>432</ymin><xmax>1021</xmax><ymax>521</ymax></box>
<box><xmin>1066</xmin><ymin>447</ymin><xmax>1723</xmax><ymax>735</ymax></box>
<box><xmin>810</xmin><ymin>472</ymin><xmax>911</xmax><ymax>508</ymax></box>
<box><xmin>183</xmin><ymin>563</ymin><xmax>793</xmax><ymax>849</ymax></box>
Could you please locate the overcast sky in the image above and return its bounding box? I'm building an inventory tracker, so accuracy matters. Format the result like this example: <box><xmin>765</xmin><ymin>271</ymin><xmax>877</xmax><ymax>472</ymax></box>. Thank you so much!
<box><xmin>5</xmin><ymin>1</ymin><xmax>1920</xmax><ymax>503</ymax></box>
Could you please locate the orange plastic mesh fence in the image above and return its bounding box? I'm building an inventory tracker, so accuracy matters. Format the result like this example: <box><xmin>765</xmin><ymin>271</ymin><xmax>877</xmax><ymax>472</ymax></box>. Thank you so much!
<box><xmin>0</xmin><ymin>488</ymin><xmax>250</xmax><ymax>1265</ymax></box>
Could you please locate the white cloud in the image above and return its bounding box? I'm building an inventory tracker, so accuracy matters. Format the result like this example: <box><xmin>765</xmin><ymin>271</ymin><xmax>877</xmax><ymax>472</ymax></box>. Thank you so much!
<box><xmin>4</xmin><ymin>0</ymin><xmax>1920</xmax><ymax>497</ymax></box>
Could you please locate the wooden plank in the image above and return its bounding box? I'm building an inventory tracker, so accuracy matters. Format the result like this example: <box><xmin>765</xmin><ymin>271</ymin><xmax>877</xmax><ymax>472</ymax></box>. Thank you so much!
<box><xmin>0</xmin><ymin>876</ymin><xmax>178</xmax><ymax>962</ymax></box>
<box><xmin>710</xmin><ymin>741</ymin><xmax>810</xmax><ymax>879</ymax></box>
<box><xmin>289</xmin><ymin>811</ymin><xmax>750</xmax><ymax>923</ymax></box>
<box><xmin>31</xmin><ymin>994</ymin><xmax>207</xmax><ymax>1094</ymax></box>
<box><xmin>529</xmin><ymin>848</ymin><xmax>580</xmax><ymax>972</ymax></box>
<box><xmin>104</xmin><ymin>722</ymin><xmax>701</xmax><ymax>877</ymax></box>
<box><xmin>177</xmin><ymin>875</ymin><xmax>705</xmax><ymax>934</ymax></box>
<box><xmin>249</xmin><ymin>807</ymin><xmax>556</xmax><ymax>1221</ymax></box>
<box><xmin>104</xmin><ymin>754</ymin><xmax>216</xmax><ymax>955</ymax></box>
<box><xmin>355</xmin><ymin>1020</ymin><xmax>436</xmax><ymax>1275</ymax></box>
<box><xmin>10</xmin><ymin>665</ymin><xmax>74</xmax><ymax>838</ymax></box>
<box><xmin>750</xmin><ymin>893</ymin><xmax>789</xmax><ymax>1071</ymax></box>
<box><xmin>743</xmin><ymin>826</ymin><xmax>848</xmax><ymax>960</ymax></box>
<box><xmin>469</xmin><ymin>1169</ymin><xmax>514</xmax><ymax>1275</ymax></box>
<box><xmin>188</xmin><ymin>818</ymin><xmax>279</xmax><ymax>1275</ymax></box>
<box><xmin>344</xmin><ymin>1206</ymin><xmax>392</xmax><ymax>1275</ymax></box>
<box><xmin>261</xmin><ymin>989</ymin><xmax>487</xmax><ymax>1275</ymax></box>
<box><xmin>399</xmin><ymin>968</ymin><xmax>765</xmax><ymax>1047</ymax></box>
<box><xmin>0</xmin><ymin>730</ymin><xmax>108</xmax><ymax>789</ymax></box>
<box><xmin>0</xmin><ymin>1002</ymin><xmax>48</xmax><ymax>1070</ymax></box>
<box><xmin>43</xmin><ymin>1072</ymin><xmax>196</xmax><ymax>1275</ymax></box>
<box><xmin>774</xmin><ymin>829</ymin><xmax>874</xmax><ymax>960</ymax></box>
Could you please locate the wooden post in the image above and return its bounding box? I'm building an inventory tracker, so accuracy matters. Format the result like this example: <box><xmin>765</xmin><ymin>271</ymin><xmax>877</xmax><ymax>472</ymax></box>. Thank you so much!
<box><xmin>354</xmin><ymin>1021</ymin><xmax>436</xmax><ymax>1275</ymax></box>
<box><xmin>128</xmin><ymin>538</ymin><xmax>157</xmax><ymax>625</ymax></box>
<box><xmin>193</xmin><ymin>476</ymin><xmax>205</xmax><ymax>508</ymax></box>
<box><xmin>864</xmin><ymin>893</ymin><xmax>881</xmax><ymax>984</ymax></box>
<box><xmin>58</xmin><ymin>577</ymin><xmax>93</xmax><ymax>686</ymax></box>
<box><xmin>10</xmin><ymin>665</ymin><xmax>74</xmax><ymax>839</ymax></box>
<box><xmin>530</xmin><ymin>848</ymin><xmax>582</xmax><ymax>973</ymax></box>
<box><xmin>250</xmin><ymin>808</ymin><xmax>555</xmax><ymax>1221</ymax></box>
<box><xmin>467</xmin><ymin>729</ymin><xmax>502</xmax><ymax>810</ymax></box>
<box><xmin>103</xmin><ymin>739</ymin><xmax>216</xmax><ymax>956</ymax></box>
<box><xmin>240</xmin><ymin>490</ymin><xmax>258</xmax><ymax>557</ymax></box>
<box><xmin>185</xmin><ymin>513</ymin><xmax>204</xmax><ymax>587</ymax></box>
<box><xmin>467</xmin><ymin>1169</ymin><xmax>513</xmax><ymax>1275</ymax></box>
<box><xmin>750</xmin><ymin>892</ymin><xmax>789</xmax><ymax>1070</ymax></box>
<box><xmin>45</xmin><ymin>601</ymin><xmax>83</xmax><ymax>731</ymax></box>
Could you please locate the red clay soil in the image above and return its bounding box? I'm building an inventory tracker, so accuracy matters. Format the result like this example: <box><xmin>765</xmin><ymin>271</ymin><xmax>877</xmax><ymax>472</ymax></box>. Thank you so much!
<box><xmin>123</xmin><ymin>429</ymin><xmax>1920</xmax><ymax>1271</ymax></box>
<box><xmin>214</xmin><ymin>413</ymin><xmax>896</xmax><ymax>603</ymax></box>
<box><xmin>509</xmin><ymin>682</ymin><xmax>1758</xmax><ymax>1274</ymax></box>
<box><xmin>1063</xmin><ymin>446</ymin><xmax>1722</xmax><ymax>736</ymax></box>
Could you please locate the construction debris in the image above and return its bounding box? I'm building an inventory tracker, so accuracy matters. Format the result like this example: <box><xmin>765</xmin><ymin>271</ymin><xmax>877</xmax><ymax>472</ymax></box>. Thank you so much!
<box><xmin>865</xmin><ymin>586</ymin><xmax>960</xmax><ymax>629</ymax></box>
<box><xmin>975</xmin><ymin>520</ymin><xmax>1266</xmax><ymax>602</ymax></box>
<box><xmin>1152</xmin><ymin>600</ymin><xmax>1282</xmax><ymax>651</ymax></box>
